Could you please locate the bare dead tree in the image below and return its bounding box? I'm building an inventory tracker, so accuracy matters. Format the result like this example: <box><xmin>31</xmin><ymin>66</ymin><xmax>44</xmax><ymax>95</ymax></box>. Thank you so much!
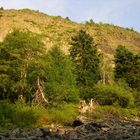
<box><xmin>32</xmin><ymin>77</ymin><xmax>48</xmax><ymax>106</ymax></box>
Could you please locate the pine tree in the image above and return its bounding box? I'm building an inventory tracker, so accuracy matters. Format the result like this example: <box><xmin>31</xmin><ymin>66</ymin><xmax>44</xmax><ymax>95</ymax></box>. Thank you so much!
<box><xmin>127</xmin><ymin>54</ymin><xmax>140</xmax><ymax>91</ymax></box>
<box><xmin>114</xmin><ymin>45</ymin><xmax>133</xmax><ymax>79</ymax></box>
<box><xmin>114</xmin><ymin>45</ymin><xmax>140</xmax><ymax>91</ymax></box>
<box><xmin>70</xmin><ymin>30</ymin><xmax>101</xmax><ymax>87</ymax></box>
<box><xmin>44</xmin><ymin>46</ymin><xmax>79</xmax><ymax>104</ymax></box>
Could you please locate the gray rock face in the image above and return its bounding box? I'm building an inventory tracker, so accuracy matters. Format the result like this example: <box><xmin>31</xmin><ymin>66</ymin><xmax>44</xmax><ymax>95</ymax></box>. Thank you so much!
<box><xmin>0</xmin><ymin>118</ymin><xmax>140</xmax><ymax>140</ymax></box>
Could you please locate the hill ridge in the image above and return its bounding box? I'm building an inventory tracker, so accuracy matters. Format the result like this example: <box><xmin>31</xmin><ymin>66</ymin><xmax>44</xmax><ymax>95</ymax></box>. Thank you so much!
<box><xmin>0</xmin><ymin>9</ymin><xmax>140</xmax><ymax>60</ymax></box>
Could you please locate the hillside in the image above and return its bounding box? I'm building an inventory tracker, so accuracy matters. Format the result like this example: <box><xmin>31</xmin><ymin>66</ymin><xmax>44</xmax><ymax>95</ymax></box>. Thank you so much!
<box><xmin>0</xmin><ymin>9</ymin><xmax>140</xmax><ymax>60</ymax></box>
<box><xmin>0</xmin><ymin>8</ymin><xmax>140</xmax><ymax>137</ymax></box>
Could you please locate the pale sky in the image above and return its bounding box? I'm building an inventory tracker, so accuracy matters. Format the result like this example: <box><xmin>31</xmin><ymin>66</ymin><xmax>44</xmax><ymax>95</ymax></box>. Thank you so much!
<box><xmin>0</xmin><ymin>0</ymin><xmax>140</xmax><ymax>32</ymax></box>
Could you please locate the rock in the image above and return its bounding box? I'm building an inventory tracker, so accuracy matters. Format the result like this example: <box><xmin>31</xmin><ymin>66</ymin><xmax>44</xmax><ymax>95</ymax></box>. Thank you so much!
<box><xmin>1</xmin><ymin>117</ymin><xmax>140</xmax><ymax>140</ymax></box>
<box><xmin>63</xmin><ymin>117</ymin><xmax>140</xmax><ymax>140</ymax></box>
<box><xmin>0</xmin><ymin>135</ymin><xmax>6</xmax><ymax>140</ymax></box>
<box><xmin>10</xmin><ymin>128</ymin><xmax>22</xmax><ymax>138</ymax></box>
<box><xmin>101</xmin><ymin>127</ymin><xmax>110</xmax><ymax>132</ymax></box>
<box><xmin>31</xmin><ymin>128</ymin><xmax>53</xmax><ymax>139</ymax></box>
<box><xmin>10</xmin><ymin>138</ymin><xmax>28</xmax><ymax>140</ymax></box>
<box><xmin>89</xmin><ymin>122</ymin><xmax>102</xmax><ymax>128</ymax></box>
<box><xmin>34</xmin><ymin>128</ymin><xmax>44</xmax><ymax>137</ymax></box>
<box><xmin>28</xmin><ymin>136</ymin><xmax>37</xmax><ymax>140</ymax></box>
<box><xmin>0</xmin><ymin>132</ymin><xmax>9</xmax><ymax>138</ymax></box>
<box><xmin>20</xmin><ymin>131</ymin><xmax>28</xmax><ymax>138</ymax></box>
<box><xmin>72</xmin><ymin>119</ymin><xmax>84</xmax><ymax>127</ymax></box>
<box><xmin>40</xmin><ymin>128</ymin><xmax>51</xmax><ymax>136</ymax></box>
<box><xmin>45</xmin><ymin>136</ymin><xmax>52</xmax><ymax>140</ymax></box>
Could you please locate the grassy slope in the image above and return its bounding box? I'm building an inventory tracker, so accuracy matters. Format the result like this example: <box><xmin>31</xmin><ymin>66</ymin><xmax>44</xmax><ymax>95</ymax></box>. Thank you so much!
<box><xmin>0</xmin><ymin>9</ymin><xmax>140</xmax><ymax>61</ymax></box>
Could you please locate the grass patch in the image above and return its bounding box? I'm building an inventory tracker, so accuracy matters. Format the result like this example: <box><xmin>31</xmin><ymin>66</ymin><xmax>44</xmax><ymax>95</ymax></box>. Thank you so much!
<box><xmin>46</xmin><ymin>103</ymin><xmax>78</xmax><ymax>124</ymax></box>
<box><xmin>0</xmin><ymin>101</ymin><xmax>78</xmax><ymax>131</ymax></box>
<box><xmin>24</xmin><ymin>19</ymin><xmax>37</xmax><ymax>25</ymax></box>
<box><xmin>0</xmin><ymin>101</ymin><xmax>47</xmax><ymax>131</ymax></box>
<box><xmin>85</xmin><ymin>105</ymin><xmax>139</xmax><ymax>120</ymax></box>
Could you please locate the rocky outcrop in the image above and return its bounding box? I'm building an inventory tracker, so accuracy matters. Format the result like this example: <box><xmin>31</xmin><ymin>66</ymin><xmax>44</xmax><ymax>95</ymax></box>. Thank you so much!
<box><xmin>64</xmin><ymin>117</ymin><xmax>140</xmax><ymax>140</ymax></box>
<box><xmin>1</xmin><ymin>117</ymin><xmax>140</xmax><ymax>140</ymax></box>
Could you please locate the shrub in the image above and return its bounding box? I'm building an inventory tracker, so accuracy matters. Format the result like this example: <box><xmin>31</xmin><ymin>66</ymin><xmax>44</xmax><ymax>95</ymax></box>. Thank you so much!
<box><xmin>0</xmin><ymin>101</ymin><xmax>47</xmax><ymax>130</ymax></box>
<box><xmin>85</xmin><ymin>106</ymin><xmax>138</xmax><ymax>120</ymax></box>
<box><xmin>0</xmin><ymin>100</ymin><xmax>15</xmax><ymax>126</ymax></box>
<box><xmin>12</xmin><ymin>102</ymin><xmax>47</xmax><ymax>127</ymax></box>
<box><xmin>85</xmin><ymin>84</ymin><xmax>134</xmax><ymax>108</ymax></box>
<box><xmin>0</xmin><ymin>7</ymin><xmax>4</xmax><ymax>10</ymax></box>
<box><xmin>46</xmin><ymin>103</ymin><xmax>78</xmax><ymax>124</ymax></box>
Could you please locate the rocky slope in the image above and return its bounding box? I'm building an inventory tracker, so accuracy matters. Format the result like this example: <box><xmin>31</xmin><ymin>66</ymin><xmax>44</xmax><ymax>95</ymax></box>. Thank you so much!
<box><xmin>1</xmin><ymin>117</ymin><xmax>140</xmax><ymax>140</ymax></box>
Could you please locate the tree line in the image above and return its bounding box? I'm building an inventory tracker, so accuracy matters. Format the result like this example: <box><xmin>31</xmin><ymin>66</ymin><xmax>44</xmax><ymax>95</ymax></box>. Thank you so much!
<box><xmin>0</xmin><ymin>29</ymin><xmax>139</xmax><ymax>105</ymax></box>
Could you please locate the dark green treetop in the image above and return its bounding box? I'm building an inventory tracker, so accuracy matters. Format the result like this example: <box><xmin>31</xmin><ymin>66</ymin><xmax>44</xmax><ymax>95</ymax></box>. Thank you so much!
<box><xmin>70</xmin><ymin>30</ymin><xmax>101</xmax><ymax>87</ymax></box>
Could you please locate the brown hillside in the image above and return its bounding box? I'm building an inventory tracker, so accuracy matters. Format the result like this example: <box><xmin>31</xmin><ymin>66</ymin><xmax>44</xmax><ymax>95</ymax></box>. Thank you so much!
<box><xmin>0</xmin><ymin>9</ymin><xmax>140</xmax><ymax>60</ymax></box>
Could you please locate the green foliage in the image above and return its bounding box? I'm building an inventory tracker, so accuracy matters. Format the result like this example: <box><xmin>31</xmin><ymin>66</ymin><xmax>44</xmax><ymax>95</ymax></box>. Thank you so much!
<box><xmin>0</xmin><ymin>7</ymin><xmax>4</xmax><ymax>10</ymax></box>
<box><xmin>70</xmin><ymin>30</ymin><xmax>101</xmax><ymax>87</ymax></box>
<box><xmin>114</xmin><ymin>45</ymin><xmax>133</xmax><ymax>79</ymax></box>
<box><xmin>44</xmin><ymin>46</ymin><xmax>79</xmax><ymax>104</ymax></box>
<box><xmin>70</xmin><ymin>30</ymin><xmax>101</xmax><ymax>99</ymax></box>
<box><xmin>0</xmin><ymin>12</ymin><xmax>140</xmax><ymax>130</ymax></box>
<box><xmin>85</xmin><ymin>106</ymin><xmax>139</xmax><ymax>120</ymax></box>
<box><xmin>13</xmin><ymin>102</ymin><xmax>46</xmax><ymax>127</ymax></box>
<box><xmin>126</xmin><ymin>27</ymin><xmax>135</xmax><ymax>32</ymax></box>
<box><xmin>85</xmin><ymin>84</ymin><xmax>134</xmax><ymax>108</ymax></box>
<box><xmin>0</xmin><ymin>30</ymin><xmax>79</xmax><ymax>105</ymax></box>
<box><xmin>0</xmin><ymin>29</ymin><xmax>45</xmax><ymax>101</ymax></box>
<box><xmin>114</xmin><ymin>45</ymin><xmax>140</xmax><ymax>91</ymax></box>
<box><xmin>0</xmin><ymin>101</ymin><xmax>78</xmax><ymax>131</ymax></box>
<box><xmin>0</xmin><ymin>101</ymin><xmax>47</xmax><ymax>130</ymax></box>
<box><xmin>0</xmin><ymin>101</ymin><xmax>15</xmax><ymax>127</ymax></box>
<box><xmin>85</xmin><ymin>19</ymin><xmax>96</xmax><ymax>25</ymax></box>
<box><xmin>127</xmin><ymin>54</ymin><xmax>140</xmax><ymax>91</ymax></box>
<box><xmin>65</xmin><ymin>17</ymin><xmax>70</xmax><ymax>21</ymax></box>
<box><xmin>47</xmin><ymin>103</ymin><xmax>78</xmax><ymax>124</ymax></box>
<box><xmin>133</xmin><ymin>90</ymin><xmax>140</xmax><ymax>107</ymax></box>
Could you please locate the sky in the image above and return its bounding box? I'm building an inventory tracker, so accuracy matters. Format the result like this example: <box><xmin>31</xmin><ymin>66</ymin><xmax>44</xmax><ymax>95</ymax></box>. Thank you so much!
<box><xmin>0</xmin><ymin>0</ymin><xmax>140</xmax><ymax>32</ymax></box>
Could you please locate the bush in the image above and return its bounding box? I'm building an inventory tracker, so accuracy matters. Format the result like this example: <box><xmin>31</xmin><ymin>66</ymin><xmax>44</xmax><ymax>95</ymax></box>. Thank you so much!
<box><xmin>0</xmin><ymin>101</ymin><xmax>78</xmax><ymax>131</ymax></box>
<box><xmin>0</xmin><ymin>7</ymin><xmax>4</xmax><ymax>10</ymax></box>
<box><xmin>12</xmin><ymin>102</ymin><xmax>47</xmax><ymax>127</ymax></box>
<box><xmin>0</xmin><ymin>101</ymin><xmax>15</xmax><ymax>126</ymax></box>
<box><xmin>46</xmin><ymin>103</ymin><xmax>78</xmax><ymax>124</ymax></box>
<box><xmin>84</xmin><ymin>84</ymin><xmax>134</xmax><ymax>108</ymax></box>
<box><xmin>85</xmin><ymin>106</ymin><xmax>138</xmax><ymax>120</ymax></box>
<box><xmin>0</xmin><ymin>101</ymin><xmax>47</xmax><ymax>130</ymax></box>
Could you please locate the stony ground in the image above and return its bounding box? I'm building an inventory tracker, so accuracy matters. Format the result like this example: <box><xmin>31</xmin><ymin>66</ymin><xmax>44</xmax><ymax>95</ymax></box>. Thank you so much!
<box><xmin>63</xmin><ymin>117</ymin><xmax>140</xmax><ymax>140</ymax></box>
<box><xmin>0</xmin><ymin>117</ymin><xmax>140</xmax><ymax>140</ymax></box>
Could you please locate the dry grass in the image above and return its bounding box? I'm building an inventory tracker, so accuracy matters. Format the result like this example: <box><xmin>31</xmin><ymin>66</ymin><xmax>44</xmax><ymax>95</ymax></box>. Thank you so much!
<box><xmin>0</xmin><ymin>9</ymin><xmax>139</xmax><ymax>57</ymax></box>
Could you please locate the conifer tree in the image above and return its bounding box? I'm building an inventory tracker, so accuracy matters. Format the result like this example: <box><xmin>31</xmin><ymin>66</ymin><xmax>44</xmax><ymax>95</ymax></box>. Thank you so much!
<box><xmin>115</xmin><ymin>45</ymin><xmax>140</xmax><ymax>91</ymax></box>
<box><xmin>44</xmin><ymin>46</ymin><xmax>79</xmax><ymax>104</ymax></box>
<box><xmin>70</xmin><ymin>30</ymin><xmax>101</xmax><ymax>99</ymax></box>
<box><xmin>70</xmin><ymin>30</ymin><xmax>101</xmax><ymax>87</ymax></box>
<box><xmin>114</xmin><ymin>45</ymin><xmax>133</xmax><ymax>79</ymax></box>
